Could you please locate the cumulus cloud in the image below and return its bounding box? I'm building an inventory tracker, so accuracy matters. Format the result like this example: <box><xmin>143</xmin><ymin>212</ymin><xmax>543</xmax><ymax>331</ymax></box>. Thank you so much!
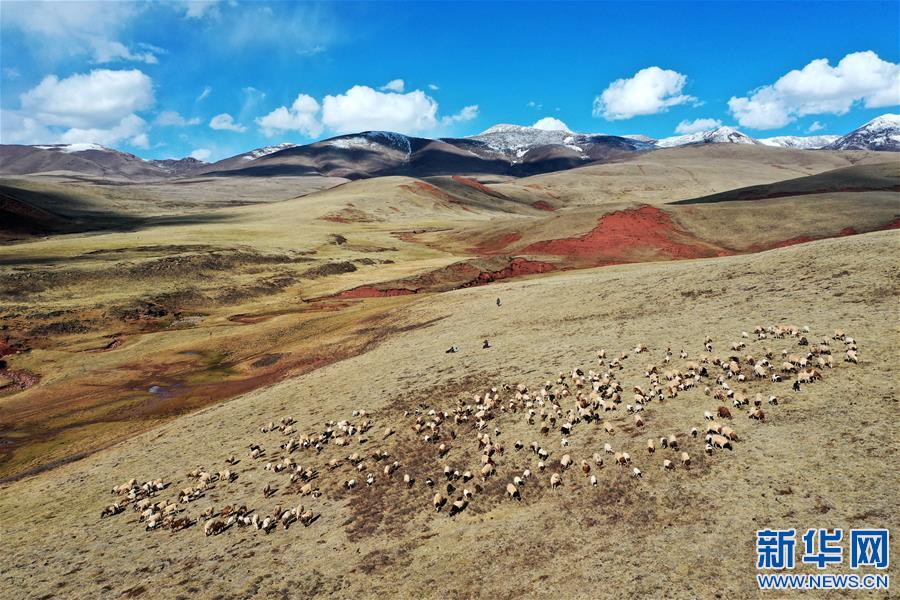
<box><xmin>155</xmin><ymin>111</ymin><xmax>201</xmax><ymax>126</ymax></box>
<box><xmin>807</xmin><ymin>121</ymin><xmax>825</xmax><ymax>133</ymax></box>
<box><xmin>255</xmin><ymin>85</ymin><xmax>477</xmax><ymax>138</ymax></box>
<box><xmin>256</xmin><ymin>94</ymin><xmax>323</xmax><ymax>137</ymax></box>
<box><xmin>21</xmin><ymin>69</ymin><xmax>154</xmax><ymax>129</ymax></box>
<box><xmin>674</xmin><ymin>118</ymin><xmax>722</xmax><ymax>134</ymax></box>
<box><xmin>3</xmin><ymin>69</ymin><xmax>154</xmax><ymax>147</ymax></box>
<box><xmin>442</xmin><ymin>105</ymin><xmax>479</xmax><ymax>125</ymax></box>
<box><xmin>380</xmin><ymin>79</ymin><xmax>405</xmax><ymax>93</ymax></box>
<box><xmin>593</xmin><ymin>66</ymin><xmax>696</xmax><ymax>120</ymax></box>
<box><xmin>531</xmin><ymin>117</ymin><xmax>570</xmax><ymax>131</ymax></box>
<box><xmin>209</xmin><ymin>113</ymin><xmax>246</xmax><ymax>132</ymax></box>
<box><xmin>321</xmin><ymin>86</ymin><xmax>438</xmax><ymax>134</ymax></box>
<box><xmin>190</xmin><ymin>148</ymin><xmax>212</xmax><ymax>161</ymax></box>
<box><xmin>728</xmin><ymin>51</ymin><xmax>900</xmax><ymax>129</ymax></box>
<box><xmin>58</xmin><ymin>114</ymin><xmax>149</xmax><ymax>147</ymax></box>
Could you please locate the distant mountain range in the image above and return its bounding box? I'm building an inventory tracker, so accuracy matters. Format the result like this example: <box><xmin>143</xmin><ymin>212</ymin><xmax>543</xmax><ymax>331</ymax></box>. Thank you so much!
<box><xmin>1</xmin><ymin>114</ymin><xmax>896</xmax><ymax>180</ymax></box>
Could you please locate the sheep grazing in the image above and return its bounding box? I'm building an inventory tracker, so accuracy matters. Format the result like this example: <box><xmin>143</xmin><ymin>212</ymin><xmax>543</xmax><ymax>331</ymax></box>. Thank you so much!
<box><xmin>646</xmin><ymin>439</ymin><xmax>655</xmax><ymax>454</ymax></box>
<box><xmin>550</xmin><ymin>473</ymin><xmax>562</xmax><ymax>489</ymax></box>
<box><xmin>604</xmin><ymin>422</ymin><xmax>614</xmax><ymax>434</ymax></box>
<box><xmin>403</xmin><ymin>473</ymin><xmax>412</xmax><ymax>488</ymax></box>
<box><xmin>560</xmin><ymin>454</ymin><xmax>572</xmax><ymax>469</ymax></box>
<box><xmin>690</xmin><ymin>427</ymin><xmax>699</xmax><ymax>438</ymax></box>
<box><xmin>705</xmin><ymin>443</ymin><xmax>714</xmax><ymax>455</ymax></box>
<box><xmin>604</xmin><ymin>443</ymin><xmax>613</xmax><ymax>454</ymax></box>
<box><xmin>663</xmin><ymin>459</ymin><xmax>675</xmax><ymax>471</ymax></box>
<box><xmin>581</xmin><ymin>460</ymin><xmax>591</xmax><ymax>476</ymax></box>
<box><xmin>704</xmin><ymin>410</ymin><xmax>714</xmax><ymax>421</ymax></box>
<box><xmin>749</xmin><ymin>408</ymin><xmax>765</xmax><ymax>421</ymax></box>
<box><xmin>449</xmin><ymin>499</ymin><xmax>468</xmax><ymax>516</ymax></box>
<box><xmin>846</xmin><ymin>349</ymin><xmax>859</xmax><ymax>364</ymax></box>
<box><xmin>632</xmin><ymin>467</ymin><xmax>642</xmax><ymax>478</ymax></box>
<box><xmin>633</xmin><ymin>414</ymin><xmax>645</xmax><ymax>428</ymax></box>
<box><xmin>480</xmin><ymin>463</ymin><xmax>494</xmax><ymax>481</ymax></box>
<box><xmin>667</xmin><ymin>435</ymin><xmax>678</xmax><ymax>449</ymax></box>
<box><xmin>433</xmin><ymin>493</ymin><xmax>446</xmax><ymax>512</ymax></box>
<box><xmin>709</xmin><ymin>434</ymin><xmax>732</xmax><ymax>450</ymax></box>
<box><xmin>680</xmin><ymin>452</ymin><xmax>691</xmax><ymax>467</ymax></box>
<box><xmin>204</xmin><ymin>519</ymin><xmax>227</xmax><ymax>536</ymax></box>
<box><xmin>717</xmin><ymin>406</ymin><xmax>732</xmax><ymax>420</ymax></box>
<box><xmin>100</xmin><ymin>503</ymin><xmax>123</xmax><ymax>519</ymax></box>
<box><xmin>506</xmin><ymin>483</ymin><xmax>521</xmax><ymax>501</ymax></box>
<box><xmin>592</xmin><ymin>453</ymin><xmax>604</xmax><ymax>466</ymax></box>
<box><xmin>590</xmin><ymin>475</ymin><xmax>598</xmax><ymax>486</ymax></box>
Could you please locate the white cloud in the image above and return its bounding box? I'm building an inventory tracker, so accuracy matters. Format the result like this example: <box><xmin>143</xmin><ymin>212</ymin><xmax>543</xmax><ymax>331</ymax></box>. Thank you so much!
<box><xmin>181</xmin><ymin>1</ymin><xmax>222</xmax><ymax>19</ymax></box>
<box><xmin>210</xmin><ymin>113</ymin><xmax>246</xmax><ymax>132</ymax></box>
<box><xmin>0</xmin><ymin>1</ymin><xmax>158</xmax><ymax>65</ymax></box>
<box><xmin>155</xmin><ymin>111</ymin><xmax>201</xmax><ymax>126</ymax></box>
<box><xmin>674</xmin><ymin>117</ymin><xmax>722</xmax><ymax>134</ymax></box>
<box><xmin>254</xmin><ymin>86</ymin><xmax>477</xmax><ymax>138</ymax></box>
<box><xmin>90</xmin><ymin>39</ymin><xmax>158</xmax><ymax>64</ymax></box>
<box><xmin>190</xmin><ymin>148</ymin><xmax>212</xmax><ymax>161</ymax></box>
<box><xmin>380</xmin><ymin>79</ymin><xmax>405</xmax><ymax>93</ymax></box>
<box><xmin>807</xmin><ymin>121</ymin><xmax>825</xmax><ymax>133</ymax></box>
<box><xmin>129</xmin><ymin>132</ymin><xmax>150</xmax><ymax>149</ymax></box>
<box><xmin>3</xmin><ymin>67</ymin><xmax>21</xmax><ymax>79</ymax></box>
<box><xmin>593</xmin><ymin>66</ymin><xmax>696</xmax><ymax>120</ymax></box>
<box><xmin>428</xmin><ymin>83</ymin><xmax>439</xmax><ymax>91</ymax></box>
<box><xmin>728</xmin><ymin>51</ymin><xmax>900</xmax><ymax>129</ymax></box>
<box><xmin>532</xmin><ymin>117</ymin><xmax>570</xmax><ymax>131</ymax></box>
<box><xmin>442</xmin><ymin>104</ymin><xmax>479</xmax><ymax>125</ymax></box>
<box><xmin>196</xmin><ymin>86</ymin><xmax>212</xmax><ymax>101</ymax></box>
<box><xmin>20</xmin><ymin>69</ymin><xmax>154</xmax><ymax>129</ymax></box>
<box><xmin>526</xmin><ymin>101</ymin><xmax>543</xmax><ymax>110</ymax></box>
<box><xmin>0</xmin><ymin>109</ymin><xmax>55</xmax><ymax>144</ymax></box>
<box><xmin>58</xmin><ymin>114</ymin><xmax>149</xmax><ymax>147</ymax></box>
<box><xmin>256</xmin><ymin>94</ymin><xmax>323</xmax><ymax>137</ymax></box>
<box><xmin>321</xmin><ymin>86</ymin><xmax>438</xmax><ymax>134</ymax></box>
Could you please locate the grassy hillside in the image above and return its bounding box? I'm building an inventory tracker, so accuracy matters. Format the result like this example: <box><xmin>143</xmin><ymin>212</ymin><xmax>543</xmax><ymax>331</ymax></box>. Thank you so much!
<box><xmin>1</xmin><ymin>231</ymin><xmax>896</xmax><ymax>599</ymax></box>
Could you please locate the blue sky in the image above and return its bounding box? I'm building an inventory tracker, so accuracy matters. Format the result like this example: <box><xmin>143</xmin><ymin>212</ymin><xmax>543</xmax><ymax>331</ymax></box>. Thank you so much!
<box><xmin>1</xmin><ymin>1</ymin><xmax>898</xmax><ymax>161</ymax></box>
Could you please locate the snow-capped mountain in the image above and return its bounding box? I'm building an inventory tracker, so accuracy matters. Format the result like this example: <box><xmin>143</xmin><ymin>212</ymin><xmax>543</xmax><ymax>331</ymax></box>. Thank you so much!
<box><xmin>656</xmin><ymin>126</ymin><xmax>760</xmax><ymax>148</ymax></box>
<box><xmin>463</xmin><ymin>124</ymin><xmax>652</xmax><ymax>161</ymax></box>
<box><xmin>34</xmin><ymin>143</ymin><xmax>118</xmax><ymax>154</ymax></box>
<box><xmin>241</xmin><ymin>143</ymin><xmax>299</xmax><ymax>160</ymax></box>
<box><xmin>824</xmin><ymin>114</ymin><xmax>900</xmax><ymax>151</ymax></box>
<box><xmin>758</xmin><ymin>135</ymin><xmax>840</xmax><ymax>150</ymax></box>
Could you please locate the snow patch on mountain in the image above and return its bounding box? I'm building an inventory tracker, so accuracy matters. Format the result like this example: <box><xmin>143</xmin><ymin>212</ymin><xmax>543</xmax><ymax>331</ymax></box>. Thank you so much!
<box><xmin>824</xmin><ymin>114</ymin><xmax>900</xmax><ymax>151</ymax></box>
<box><xmin>656</xmin><ymin>126</ymin><xmax>759</xmax><ymax>148</ymax></box>
<box><xmin>757</xmin><ymin>135</ymin><xmax>840</xmax><ymax>150</ymax></box>
<box><xmin>242</xmin><ymin>143</ymin><xmax>298</xmax><ymax>160</ymax></box>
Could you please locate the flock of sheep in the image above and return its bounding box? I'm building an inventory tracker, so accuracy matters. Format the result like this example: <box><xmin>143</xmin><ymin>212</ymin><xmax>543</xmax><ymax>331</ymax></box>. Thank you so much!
<box><xmin>100</xmin><ymin>324</ymin><xmax>861</xmax><ymax>537</ymax></box>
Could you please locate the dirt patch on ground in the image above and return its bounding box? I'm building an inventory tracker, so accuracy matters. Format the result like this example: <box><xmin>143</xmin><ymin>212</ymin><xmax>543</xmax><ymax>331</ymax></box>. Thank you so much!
<box><xmin>451</xmin><ymin>176</ymin><xmax>507</xmax><ymax>199</ymax></box>
<box><xmin>473</xmin><ymin>232</ymin><xmax>522</xmax><ymax>255</ymax></box>
<box><xmin>531</xmin><ymin>200</ymin><xmax>556</xmax><ymax>211</ymax></box>
<box><xmin>332</xmin><ymin>256</ymin><xmax>555</xmax><ymax>299</ymax></box>
<box><xmin>523</xmin><ymin>205</ymin><xmax>729</xmax><ymax>265</ymax></box>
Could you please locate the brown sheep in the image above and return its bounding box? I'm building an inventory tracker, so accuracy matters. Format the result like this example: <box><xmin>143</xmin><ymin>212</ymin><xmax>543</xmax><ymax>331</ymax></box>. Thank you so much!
<box><xmin>717</xmin><ymin>406</ymin><xmax>732</xmax><ymax>420</ymax></box>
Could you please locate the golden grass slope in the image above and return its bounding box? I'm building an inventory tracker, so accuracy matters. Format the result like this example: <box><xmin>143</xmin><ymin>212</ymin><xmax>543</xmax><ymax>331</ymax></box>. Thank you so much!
<box><xmin>1</xmin><ymin>230</ymin><xmax>897</xmax><ymax>599</ymax></box>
